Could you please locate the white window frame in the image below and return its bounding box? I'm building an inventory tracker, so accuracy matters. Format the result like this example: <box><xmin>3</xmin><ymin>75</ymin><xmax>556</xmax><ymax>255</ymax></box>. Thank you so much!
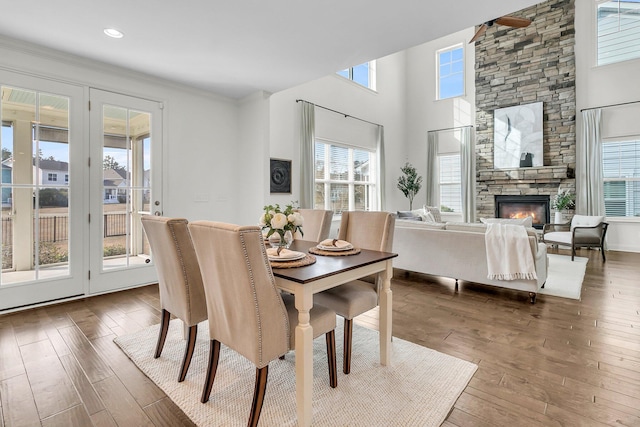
<box><xmin>438</xmin><ymin>153</ymin><xmax>462</xmax><ymax>213</ymax></box>
<box><xmin>596</xmin><ymin>0</ymin><xmax>640</xmax><ymax>66</ymax></box>
<box><xmin>336</xmin><ymin>61</ymin><xmax>377</xmax><ymax>91</ymax></box>
<box><xmin>602</xmin><ymin>137</ymin><xmax>640</xmax><ymax>218</ymax></box>
<box><xmin>47</xmin><ymin>172</ymin><xmax>57</xmax><ymax>182</ymax></box>
<box><xmin>436</xmin><ymin>44</ymin><xmax>465</xmax><ymax>100</ymax></box>
<box><xmin>314</xmin><ymin>138</ymin><xmax>378</xmax><ymax>214</ymax></box>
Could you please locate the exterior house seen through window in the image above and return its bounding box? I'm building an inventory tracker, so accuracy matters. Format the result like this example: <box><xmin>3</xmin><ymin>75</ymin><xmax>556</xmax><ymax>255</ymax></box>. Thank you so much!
<box><xmin>602</xmin><ymin>139</ymin><xmax>640</xmax><ymax>217</ymax></box>
<box><xmin>47</xmin><ymin>173</ymin><xmax>57</xmax><ymax>182</ymax></box>
<box><xmin>439</xmin><ymin>154</ymin><xmax>462</xmax><ymax>213</ymax></box>
<box><xmin>336</xmin><ymin>61</ymin><xmax>376</xmax><ymax>90</ymax></box>
<box><xmin>314</xmin><ymin>139</ymin><xmax>377</xmax><ymax>214</ymax></box>
<box><xmin>597</xmin><ymin>0</ymin><xmax>640</xmax><ymax>65</ymax></box>
<box><xmin>437</xmin><ymin>45</ymin><xmax>464</xmax><ymax>100</ymax></box>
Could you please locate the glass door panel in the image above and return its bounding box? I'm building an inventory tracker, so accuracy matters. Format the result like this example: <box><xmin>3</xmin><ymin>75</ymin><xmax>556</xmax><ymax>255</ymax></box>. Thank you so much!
<box><xmin>89</xmin><ymin>89</ymin><xmax>161</xmax><ymax>294</ymax></box>
<box><xmin>0</xmin><ymin>73</ymin><xmax>83</xmax><ymax>310</ymax></box>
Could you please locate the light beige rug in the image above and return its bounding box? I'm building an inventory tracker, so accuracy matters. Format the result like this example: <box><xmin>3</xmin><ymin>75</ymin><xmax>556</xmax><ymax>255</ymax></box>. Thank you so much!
<box><xmin>114</xmin><ymin>319</ymin><xmax>477</xmax><ymax>426</ymax></box>
<box><xmin>539</xmin><ymin>254</ymin><xmax>588</xmax><ymax>300</ymax></box>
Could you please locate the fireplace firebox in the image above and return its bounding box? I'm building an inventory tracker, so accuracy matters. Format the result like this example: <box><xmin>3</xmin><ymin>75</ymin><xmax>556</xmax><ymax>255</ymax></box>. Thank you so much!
<box><xmin>495</xmin><ymin>195</ymin><xmax>550</xmax><ymax>229</ymax></box>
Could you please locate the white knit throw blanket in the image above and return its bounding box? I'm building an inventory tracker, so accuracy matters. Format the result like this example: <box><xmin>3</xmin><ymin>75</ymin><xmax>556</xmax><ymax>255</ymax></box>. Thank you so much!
<box><xmin>485</xmin><ymin>223</ymin><xmax>537</xmax><ymax>281</ymax></box>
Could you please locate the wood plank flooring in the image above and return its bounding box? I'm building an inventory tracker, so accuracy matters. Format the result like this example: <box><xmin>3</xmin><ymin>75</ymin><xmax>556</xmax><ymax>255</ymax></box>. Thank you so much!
<box><xmin>0</xmin><ymin>246</ymin><xmax>638</xmax><ymax>426</ymax></box>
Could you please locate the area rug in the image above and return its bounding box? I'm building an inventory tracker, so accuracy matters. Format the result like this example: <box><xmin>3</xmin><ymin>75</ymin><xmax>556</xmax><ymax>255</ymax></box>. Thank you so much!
<box><xmin>538</xmin><ymin>254</ymin><xmax>588</xmax><ymax>300</ymax></box>
<box><xmin>114</xmin><ymin>319</ymin><xmax>477</xmax><ymax>426</ymax></box>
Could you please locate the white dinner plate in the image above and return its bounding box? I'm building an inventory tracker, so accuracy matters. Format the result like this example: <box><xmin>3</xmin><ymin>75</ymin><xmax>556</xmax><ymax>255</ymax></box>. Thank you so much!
<box><xmin>317</xmin><ymin>244</ymin><xmax>354</xmax><ymax>252</ymax></box>
<box><xmin>268</xmin><ymin>251</ymin><xmax>306</xmax><ymax>262</ymax></box>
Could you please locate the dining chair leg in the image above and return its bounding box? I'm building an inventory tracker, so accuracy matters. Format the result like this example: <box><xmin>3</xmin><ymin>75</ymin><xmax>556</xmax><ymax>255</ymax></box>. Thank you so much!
<box><xmin>601</xmin><ymin>247</ymin><xmax>606</xmax><ymax>262</ymax></box>
<box><xmin>248</xmin><ymin>366</ymin><xmax>269</xmax><ymax>427</ymax></box>
<box><xmin>201</xmin><ymin>340</ymin><xmax>221</xmax><ymax>403</ymax></box>
<box><xmin>154</xmin><ymin>309</ymin><xmax>171</xmax><ymax>358</ymax></box>
<box><xmin>178</xmin><ymin>325</ymin><xmax>198</xmax><ymax>382</ymax></box>
<box><xmin>343</xmin><ymin>318</ymin><xmax>353</xmax><ymax>375</ymax></box>
<box><xmin>326</xmin><ymin>330</ymin><xmax>337</xmax><ymax>388</ymax></box>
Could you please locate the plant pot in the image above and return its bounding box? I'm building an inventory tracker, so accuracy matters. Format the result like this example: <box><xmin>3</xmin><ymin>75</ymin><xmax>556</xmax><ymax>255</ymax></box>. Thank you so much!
<box><xmin>554</xmin><ymin>211</ymin><xmax>563</xmax><ymax>224</ymax></box>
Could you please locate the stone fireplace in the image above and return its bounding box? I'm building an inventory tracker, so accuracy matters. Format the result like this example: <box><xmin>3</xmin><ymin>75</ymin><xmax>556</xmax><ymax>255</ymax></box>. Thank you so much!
<box><xmin>495</xmin><ymin>195</ymin><xmax>550</xmax><ymax>229</ymax></box>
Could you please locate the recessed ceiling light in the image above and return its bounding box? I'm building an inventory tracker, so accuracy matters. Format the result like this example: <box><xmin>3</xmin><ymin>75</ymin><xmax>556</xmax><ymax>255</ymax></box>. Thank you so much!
<box><xmin>104</xmin><ymin>28</ymin><xmax>124</xmax><ymax>39</ymax></box>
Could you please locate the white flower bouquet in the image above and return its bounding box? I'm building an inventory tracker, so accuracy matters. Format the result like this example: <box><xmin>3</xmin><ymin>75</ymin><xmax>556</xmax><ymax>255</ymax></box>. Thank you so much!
<box><xmin>259</xmin><ymin>202</ymin><xmax>304</xmax><ymax>243</ymax></box>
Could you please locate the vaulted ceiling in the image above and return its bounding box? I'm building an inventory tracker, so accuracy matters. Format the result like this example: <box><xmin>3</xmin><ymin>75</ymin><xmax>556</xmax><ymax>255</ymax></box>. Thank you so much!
<box><xmin>0</xmin><ymin>1</ymin><xmax>542</xmax><ymax>99</ymax></box>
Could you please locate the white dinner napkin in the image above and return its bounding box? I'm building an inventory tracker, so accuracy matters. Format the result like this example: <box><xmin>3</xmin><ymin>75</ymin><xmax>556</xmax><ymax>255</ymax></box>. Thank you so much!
<box><xmin>266</xmin><ymin>247</ymin><xmax>296</xmax><ymax>258</ymax></box>
<box><xmin>319</xmin><ymin>239</ymin><xmax>352</xmax><ymax>249</ymax></box>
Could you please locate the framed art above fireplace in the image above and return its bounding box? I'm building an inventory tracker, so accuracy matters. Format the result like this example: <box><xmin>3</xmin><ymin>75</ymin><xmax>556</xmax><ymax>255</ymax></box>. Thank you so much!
<box><xmin>494</xmin><ymin>102</ymin><xmax>543</xmax><ymax>169</ymax></box>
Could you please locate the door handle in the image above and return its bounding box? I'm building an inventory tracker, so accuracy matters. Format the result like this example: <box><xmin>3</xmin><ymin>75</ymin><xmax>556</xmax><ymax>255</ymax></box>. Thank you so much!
<box><xmin>154</xmin><ymin>211</ymin><xmax>161</xmax><ymax>216</ymax></box>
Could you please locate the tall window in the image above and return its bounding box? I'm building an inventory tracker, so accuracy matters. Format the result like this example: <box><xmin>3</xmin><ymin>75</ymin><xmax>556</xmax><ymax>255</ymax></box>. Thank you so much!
<box><xmin>314</xmin><ymin>139</ymin><xmax>377</xmax><ymax>214</ymax></box>
<box><xmin>337</xmin><ymin>61</ymin><xmax>377</xmax><ymax>90</ymax></box>
<box><xmin>597</xmin><ymin>0</ymin><xmax>640</xmax><ymax>66</ymax></box>
<box><xmin>437</xmin><ymin>45</ymin><xmax>464</xmax><ymax>99</ymax></box>
<box><xmin>439</xmin><ymin>154</ymin><xmax>461</xmax><ymax>213</ymax></box>
<box><xmin>602</xmin><ymin>139</ymin><xmax>640</xmax><ymax>217</ymax></box>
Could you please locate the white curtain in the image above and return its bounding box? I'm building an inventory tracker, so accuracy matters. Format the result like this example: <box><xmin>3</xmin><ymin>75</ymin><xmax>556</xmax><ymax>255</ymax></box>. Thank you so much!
<box><xmin>299</xmin><ymin>101</ymin><xmax>315</xmax><ymax>208</ymax></box>
<box><xmin>577</xmin><ymin>109</ymin><xmax>605</xmax><ymax>215</ymax></box>
<box><xmin>460</xmin><ymin>126</ymin><xmax>476</xmax><ymax>223</ymax></box>
<box><xmin>425</xmin><ymin>131</ymin><xmax>439</xmax><ymax>206</ymax></box>
<box><xmin>376</xmin><ymin>125</ymin><xmax>386</xmax><ymax>210</ymax></box>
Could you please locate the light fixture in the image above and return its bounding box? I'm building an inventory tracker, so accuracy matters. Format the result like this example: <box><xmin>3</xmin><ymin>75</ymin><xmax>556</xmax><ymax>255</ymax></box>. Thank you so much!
<box><xmin>103</xmin><ymin>28</ymin><xmax>124</xmax><ymax>39</ymax></box>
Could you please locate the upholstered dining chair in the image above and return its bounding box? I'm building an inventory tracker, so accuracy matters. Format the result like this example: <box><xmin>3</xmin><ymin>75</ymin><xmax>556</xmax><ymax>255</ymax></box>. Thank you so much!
<box><xmin>294</xmin><ymin>209</ymin><xmax>333</xmax><ymax>242</ymax></box>
<box><xmin>187</xmin><ymin>221</ymin><xmax>337</xmax><ymax>426</ymax></box>
<box><xmin>314</xmin><ymin>211</ymin><xmax>395</xmax><ymax>374</ymax></box>
<box><xmin>140</xmin><ymin>216</ymin><xmax>207</xmax><ymax>382</ymax></box>
<box><xmin>542</xmin><ymin>214</ymin><xmax>609</xmax><ymax>261</ymax></box>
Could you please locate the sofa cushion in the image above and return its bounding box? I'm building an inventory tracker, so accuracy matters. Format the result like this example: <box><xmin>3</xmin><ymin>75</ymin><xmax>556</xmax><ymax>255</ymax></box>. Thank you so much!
<box><xmin>480</xmin><ymin>216</ymin><xmax>533</xmax><ymax>228</ymax></box>
<box><xmin>424</xmin><ymin>206</ymin><xmax>442</xmax><ymax>222</ymax></box>
<box><xmin>397</xmin><ymin>211</ymin><xmax>423</xmax><ymax>221</ymax></box>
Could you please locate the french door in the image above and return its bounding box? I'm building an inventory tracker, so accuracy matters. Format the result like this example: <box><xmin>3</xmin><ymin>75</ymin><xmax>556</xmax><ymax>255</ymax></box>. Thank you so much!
<box><xmin>0</xmin><ymin>72</ymin><xmax>85</xmax><ymax>310</ymax></box>
<box><xmin>0</xmin><ymin>71</ymin><xmax>162</xmax><ymax>311</ymax></box>
<box><xmin>88</xmin><ymin>89</ymin><xmax>162</xmax><ymax>294</ymax></box>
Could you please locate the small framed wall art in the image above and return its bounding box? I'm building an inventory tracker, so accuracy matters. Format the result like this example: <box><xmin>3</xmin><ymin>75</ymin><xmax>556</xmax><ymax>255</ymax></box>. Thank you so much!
<box><xmin>270</xmin><ymin>158</ymin><xmax>292</xmax><ymax>194</ymax></box>
<box><xmin>493</xmin><ymin>101</ymin><xmax>543</xmax><ymax>169</ymax></box>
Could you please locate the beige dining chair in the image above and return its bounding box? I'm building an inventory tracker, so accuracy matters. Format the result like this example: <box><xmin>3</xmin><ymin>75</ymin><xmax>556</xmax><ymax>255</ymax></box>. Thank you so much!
<box><xmin>294</xmin><ymin>209</ymin><xmax>333</xmax><ymax>241</ymax></box>
<box><xmin>140</xmin><ymin>216</ymin><xmax>208</xmax><ymax>382</ymax></box>
<box><xmin>187</xmin><ymin>221</ymin><xmax>337</xmax><ymax>426</ymax></box>
<box><xmin>314</xmin><ymin>211</ymin><xmax>395</xmax><ymax>374</ymax></box>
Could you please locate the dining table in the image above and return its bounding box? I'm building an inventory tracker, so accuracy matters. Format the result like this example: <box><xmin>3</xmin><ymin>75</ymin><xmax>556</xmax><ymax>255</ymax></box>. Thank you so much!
<box><xmin>270</xmin><ymin>239</ymin><xmax>398</xmax><ymax>427</ymax></box>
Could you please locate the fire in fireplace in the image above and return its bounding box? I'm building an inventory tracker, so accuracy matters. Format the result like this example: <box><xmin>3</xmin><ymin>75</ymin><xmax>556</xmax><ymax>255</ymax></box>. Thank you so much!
<box><xmin>495</xmin><ymin>195</ymin><xmax>550</xmax><ymax>229</ymax></box>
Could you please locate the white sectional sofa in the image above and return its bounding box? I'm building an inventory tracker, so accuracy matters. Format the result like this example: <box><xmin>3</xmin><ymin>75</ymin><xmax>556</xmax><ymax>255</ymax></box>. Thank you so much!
<box><xmin>392</xmin><ymin>220</ymin><xmax>548</xmax><ymax>303</ymax></box>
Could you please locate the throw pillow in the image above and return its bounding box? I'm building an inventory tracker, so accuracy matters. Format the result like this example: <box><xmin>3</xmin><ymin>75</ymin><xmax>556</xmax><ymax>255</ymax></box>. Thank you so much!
<box><xmin>397</xmin><ymin>211</ymin><xmax>423</xmax><ymax>221</ymax></box>
<box><xmin>424</xmin><ymin>205</ymin><xmax>442</xmax><ymax>223</ymax></box>
<box><xmin>480</xmin><ymin>217</ymin><xmax>533</xmax><ymax>228</ymax></box>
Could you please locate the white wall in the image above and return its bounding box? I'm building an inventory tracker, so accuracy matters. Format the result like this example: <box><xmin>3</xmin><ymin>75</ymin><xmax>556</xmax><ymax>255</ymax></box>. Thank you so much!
<box><xmin>575</xmin><ymin>2</ymin><xmax>640</xmax><ymax>252</ymax></box>
<box><xmin>0</xmin><ymin>36</ymin><xmax>240</xmax><ymax>224</ymax></box>
<box><xmin>268</xmin><ymin>50</ymin><xmax>407</xmax><ymax>216</ymax></box>
<box><xmin>405</xmin><ymin>28</ymin><xmax>475</xmax><ymax>221</ymax></box>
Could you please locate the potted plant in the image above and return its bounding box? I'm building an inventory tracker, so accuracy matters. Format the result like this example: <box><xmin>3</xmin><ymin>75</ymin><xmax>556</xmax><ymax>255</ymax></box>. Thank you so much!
<box><xmin>551</xmin><ymin>189</ymin><xmax>575</xmax><ymax>223</ymax></box>
<box><xmin>397</xmin><ymin>163</ymin><xmax>423</xmax><ymax>210</ymax></box>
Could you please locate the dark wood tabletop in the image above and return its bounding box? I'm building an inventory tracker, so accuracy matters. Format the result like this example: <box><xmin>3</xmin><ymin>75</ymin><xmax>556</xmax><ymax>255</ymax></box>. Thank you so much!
<box><xmin>271</xmin><ymin>240</ymin><xmax>397</xmax><ymax>284</ymax></box>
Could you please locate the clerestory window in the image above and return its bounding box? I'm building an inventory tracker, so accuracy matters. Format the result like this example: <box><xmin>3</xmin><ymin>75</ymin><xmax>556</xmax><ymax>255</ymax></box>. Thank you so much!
<box><xmin>597</xmin><ymin>0</ymin><xmax>640</xmax><ymax>65</ymax></box>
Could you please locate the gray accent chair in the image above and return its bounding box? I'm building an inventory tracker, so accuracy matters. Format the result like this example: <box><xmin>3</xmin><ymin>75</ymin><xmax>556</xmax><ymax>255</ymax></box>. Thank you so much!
<box><xmin>314</xmin><ymin>211</ymin><xmax>395</xmax><ymax>374</ymax></box>
<box><xmin>140</xmin><ymin>216</ymin><xmax>207</xmax><ymax>382</ymax></box>
<box><xmin>187</xmin><ymin>221</ymin><xmax>337</xmax><ymax>427</ymax></box>
<box><xmin>542</xmin><ymin>214</ymin><xmax>609</xmax><ymax>261</ymax></box>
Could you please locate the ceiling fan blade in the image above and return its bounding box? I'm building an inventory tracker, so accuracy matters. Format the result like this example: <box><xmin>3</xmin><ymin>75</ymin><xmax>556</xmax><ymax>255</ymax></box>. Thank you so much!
<box><xmin>495</xmin><ymin>16</ymin><xmax>532</xmax><ymax>28</ymax></box>
<box><xmin>469</xmin><ymin>24</ymin><xmax>488</xmax><ymax>43</ymax></box>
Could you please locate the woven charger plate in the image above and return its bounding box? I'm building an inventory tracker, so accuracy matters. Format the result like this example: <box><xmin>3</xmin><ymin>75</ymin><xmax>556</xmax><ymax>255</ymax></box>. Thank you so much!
<box><xmin>308</xmin><ymin>246</ymin><xmax>361</xmax><ymax>256</ymax></box>
<box><xmin>270</xmin><ymin>254</ymin><xmax>316</xmax><ymax>269</ymax></box>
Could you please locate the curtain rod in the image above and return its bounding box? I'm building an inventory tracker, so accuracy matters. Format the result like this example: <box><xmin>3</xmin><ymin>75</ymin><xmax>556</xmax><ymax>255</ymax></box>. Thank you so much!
<box><xmin>580</xmin><ymin>100</ymin><xmax>640</xmax><ymax>112</ymax></box>
<box><xmin>295</xmin><ymin>99</ymin><xmax>382</xmax><ymax>127</ymax></box>
<box><xmin>427</xmin><ymin>125</ymin><xmax>474</xmax><ymax>134</ymax></box>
